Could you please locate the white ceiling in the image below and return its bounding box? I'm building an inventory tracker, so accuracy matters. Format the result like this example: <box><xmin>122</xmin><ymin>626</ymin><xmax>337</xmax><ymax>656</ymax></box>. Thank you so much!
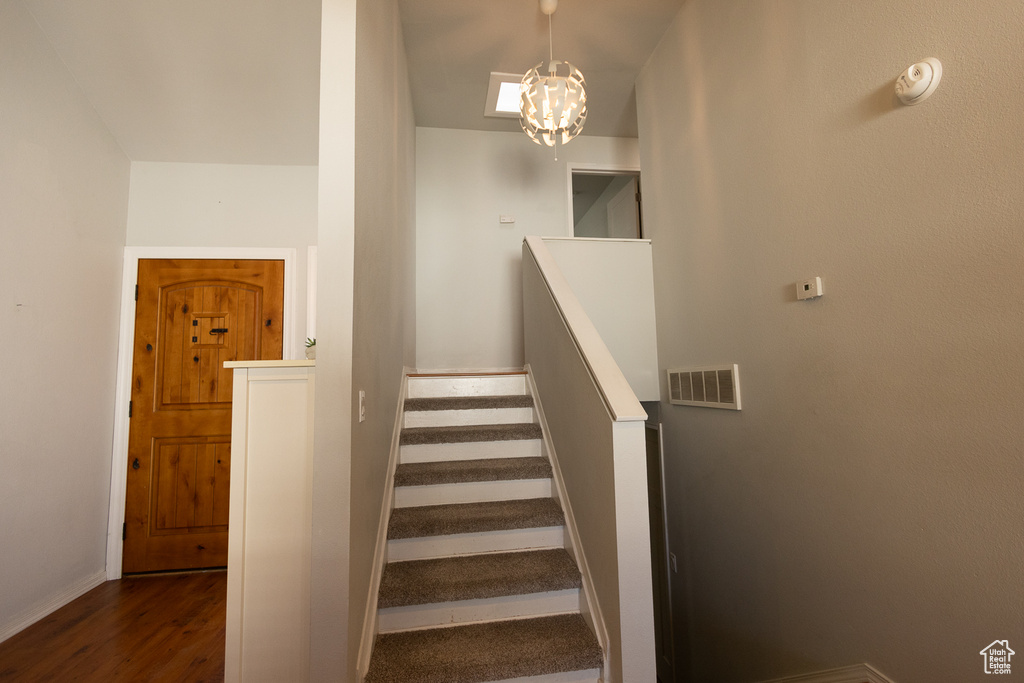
<box><xmin>22</xmin><ymin>0</ymin><xmax>323</xmax><ymax>165</ymax></box>
<box><xmin>398</xmin><ymin>0</ymin><xmax>685</xmax><ymax>138</ymax></box>
<box><xmin>22</xmin><ymin>0</ymin><xmax>683</xmax><ymax>165</ymax></box>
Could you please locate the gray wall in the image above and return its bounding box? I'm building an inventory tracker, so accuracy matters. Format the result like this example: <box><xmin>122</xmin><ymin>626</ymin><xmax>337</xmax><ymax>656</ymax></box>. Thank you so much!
<box><xmin>349</xmin><ymin>0</ymin><xmax>417</xmax><ymax>675</ymax></box>
<box><xmin>0</xmin><ymin>0</ymin><xmax>129</xmax><ymax>636</ymax></box>
<box><xmin>636</xmin><ymin>1</ymin><xmax>1024</xmax><ymax>681</ymax></box>
<box><xmin>574</xmin><ymin>175</ymin><xmax>633</xmax><ymax>239</ymax></box>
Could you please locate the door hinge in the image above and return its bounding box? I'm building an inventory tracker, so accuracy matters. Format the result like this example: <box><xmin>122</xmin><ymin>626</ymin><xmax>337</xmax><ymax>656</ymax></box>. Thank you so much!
<box><xmin>128</xmin><ymin>401</ymin><xmax>133</xmax><ymax>418</ymax></box>
<box><xmin>122</xmin><ymin>522</ymin><xmax>126</xmax><ymax>541</ymax></box>
<box><xmin>134</xmin><ymin>284</ymin><xmax>138</xmax><ymax>301</ymax></box>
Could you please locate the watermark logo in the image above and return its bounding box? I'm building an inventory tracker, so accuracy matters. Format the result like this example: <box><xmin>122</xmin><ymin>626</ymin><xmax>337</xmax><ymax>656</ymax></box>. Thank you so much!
<box><xmin>980</xmin><ymin>640</ymin><xmax>1014</xmax><ymax>675</ymax></box>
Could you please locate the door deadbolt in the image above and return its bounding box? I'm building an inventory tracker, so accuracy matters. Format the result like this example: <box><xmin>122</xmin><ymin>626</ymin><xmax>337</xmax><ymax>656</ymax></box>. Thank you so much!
<box><xmin>132</xmin><ymin>458</ymin><xmax>140</xmax><ymax>470</ymax></box>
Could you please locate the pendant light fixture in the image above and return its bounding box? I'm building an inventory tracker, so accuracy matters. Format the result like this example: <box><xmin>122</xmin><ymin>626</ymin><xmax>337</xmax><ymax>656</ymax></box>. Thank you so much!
<box><xmin>519</xmin><ymin>0</ymin><xmax>587</xmax><ymax>153</ymax></box>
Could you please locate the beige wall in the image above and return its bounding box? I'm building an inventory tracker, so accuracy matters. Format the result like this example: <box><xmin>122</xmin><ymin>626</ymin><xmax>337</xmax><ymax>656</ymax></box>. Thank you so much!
<box><xmin>415</xmin><ymin>128</ymin><xmax>639</xmax><ymax>371</ymax></box>
<box><xmin>574</xmin><ymin>175</ymin><xmax>634</xmax><ymax>239</ymax></box>
<box><xmin>348</xmin><ymin>0</ymin><xmax>417</xmax><ymax>676</ymax></box>
<box><xmin>0</xmin><ymin>0</ymin><xmax>129</xmax><ymax>638</ymax></box>
<box><xmin>636</xmin><ymin>1</ymin><xmax>1024</xmax><ymax>681</ymax></box>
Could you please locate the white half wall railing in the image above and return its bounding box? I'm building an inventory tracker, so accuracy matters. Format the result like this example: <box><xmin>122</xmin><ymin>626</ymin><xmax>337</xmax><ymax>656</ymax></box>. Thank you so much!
<box><xmin>522</xmin><ymin>236</ymin><xmax>656</xmax><ymax>683</ymax></box>
<box><xmin>224</xmin><ymin>361</ymin><xmax>315</xmax><ymax>683</ymax></box>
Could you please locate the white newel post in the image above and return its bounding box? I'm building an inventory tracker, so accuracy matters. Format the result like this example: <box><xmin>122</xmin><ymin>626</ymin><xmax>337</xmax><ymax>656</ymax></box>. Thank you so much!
<box><xmin>224</xmin><ymin>361</ymin><xmax>316</xmax><ymax>683</ymax></box>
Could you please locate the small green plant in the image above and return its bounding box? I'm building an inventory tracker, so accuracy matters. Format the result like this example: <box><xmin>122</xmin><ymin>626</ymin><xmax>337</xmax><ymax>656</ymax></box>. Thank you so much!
<box><xmin>305</xmin><ymin>337</ymin><xmax>316</xmax><ymax>347</ymax></box>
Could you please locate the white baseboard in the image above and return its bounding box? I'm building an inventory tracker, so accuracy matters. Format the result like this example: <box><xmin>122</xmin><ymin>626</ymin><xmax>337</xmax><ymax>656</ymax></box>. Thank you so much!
<box><xmin>0</xmin><ymin>570</ymin><xmax>107</xmax><ymax>644</ymax></box>
<box><xmin>394</xmin><ymin>478</ymin><xmax>552</xmax><ymax>508</ymax></box>
<box><xmin>525</xmin><ymin>365</ymin><xmax>611</xmax><ymax>678</ymax></box>
<box><xmin>494</xmin><ymin>669</ymin><xmax>601</xmax><ymax>683</ymax></box>
<box><xmin>377</xmin><ymin>589</ymin><xmax>580</xmax><ymax>633</ymax></box>
<box><xmin>758</xmin><ymin>663</ymin><xmax>896</xmax><ymax>683</ymax></box>
<box><xmin>411</xmin><ymin>367</ymin><xmax>526</xmax><ymax>375</ymax></box>
<box><xmin>406</xmin><ymin>373</ymin><xmax>528</xmax><ymax>399</ymax></box>
<box><xmin>387</xmin><ymin>526</ymin><xmax>564</xmax><ymax>562</ymax></box>
<box><xmin>403</xmin><ymin>406</ymin><xmax>536</xmax><ymax>428</ymax></box>
<box><xmin>399</xmin><ymin>438</ymin><xmax>542</xmax><ymax>464</ymax></box>
<box><xmin>355</xmin><ymin>370</ymin><xmax>409</xmax><ymax>680</ymax></box>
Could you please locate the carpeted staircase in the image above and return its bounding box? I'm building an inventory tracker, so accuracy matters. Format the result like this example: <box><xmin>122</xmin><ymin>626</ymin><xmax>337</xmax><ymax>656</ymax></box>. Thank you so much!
<box><xmin>364</xmin><ymin>373</ymin><xmax>603</xmax><ymax>683</ymax></box>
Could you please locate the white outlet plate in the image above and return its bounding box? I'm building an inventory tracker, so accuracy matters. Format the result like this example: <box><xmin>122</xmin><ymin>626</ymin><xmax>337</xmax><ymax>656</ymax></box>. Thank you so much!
<box><xmin>797</xmin><ymin>276</ymin><xmax>823</xmax><ymax>300</ymax></box>
<box><xmin>358</xmin><ymin>390</ymin><xmax>366</xmax><ymax>422</ymax></box>
<box><xmin>499</xmin><ymin>215</ymin><xmax>515</xmax><ymax>224</ymax></box>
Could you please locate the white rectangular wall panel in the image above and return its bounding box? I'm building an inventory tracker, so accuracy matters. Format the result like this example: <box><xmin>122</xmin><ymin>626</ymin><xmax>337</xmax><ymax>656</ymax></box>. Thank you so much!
<box><xmin>225</xmin><ymin>361</ymin><xmax>315</xmax><ymax>683</ymax></box>
<box><xmin>541</xmin><ymin>238</ymin><xmax>660</xmax><ymax>401</ymax></box>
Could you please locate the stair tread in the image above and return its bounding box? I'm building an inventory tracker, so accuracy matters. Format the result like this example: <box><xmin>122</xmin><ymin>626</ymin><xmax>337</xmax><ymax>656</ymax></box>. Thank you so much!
<box><xmin>378</xmin><ymin>548</ymin><xmax>580</xmax><ymax>608</ymax></box>
<box><xmin>401</xmin><ymin>423</ymin><xmax>542</xmax><ymax>446</ymax></box>
<box><xmin>364</xmin><ymin>613</ymin><xmax>602</xmax><ymax>683</ymax></box>
<box><xmin>395</xmin><ymin>457</ymin><xmax>552</xmax><ymax>487</ymax></box>
<box><xmin>388</xmin><ymin>498</ymin><xmax>563</xmax><ymax>540</ymax></box>
<box><xmin>405</xmin><ymin>394</ymin><xmax>534</xmax><ymax>412</ymax></box>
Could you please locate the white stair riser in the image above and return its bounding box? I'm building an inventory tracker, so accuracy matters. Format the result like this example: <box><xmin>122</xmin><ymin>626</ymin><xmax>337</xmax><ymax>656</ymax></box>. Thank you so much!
<box><xmin>394</xmin><ymin>479</ymin><xmax>552</xmax><ymax>508</ymax></box>
<box><xmin>493</xmin><ymin>670</ymin><xmax>601</xmax><ymax>683</ymax></box>
<box><xmin>387</xmin><ymin>527</ymin><xmax>564</xmax><ymax>562</ymax></box>
<box><xmin>407</xmin><ymin>375</ymin><xmax>527</xmax><ymax>398</ymax></box>
<box><xmin>400</xmin><ymin>439</ymin><xmax>542</xmax><ymax>464</ymax></box>
<box><xmin>404</xmin><ymin>407</ymin><xmax>535</xmax><ymax>428</ymax></box>
<box><xmin>378</xmin><ymin>589</ymin><xmax>579</xmax><ymax>633</ymax></box>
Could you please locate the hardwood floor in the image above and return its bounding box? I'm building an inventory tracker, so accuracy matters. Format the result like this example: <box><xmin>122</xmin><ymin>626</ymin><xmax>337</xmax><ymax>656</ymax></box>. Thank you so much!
<box><xmin>0</xmin><ymin>571</ymin><xmax>226</xmax><ymax>682</ymax></box>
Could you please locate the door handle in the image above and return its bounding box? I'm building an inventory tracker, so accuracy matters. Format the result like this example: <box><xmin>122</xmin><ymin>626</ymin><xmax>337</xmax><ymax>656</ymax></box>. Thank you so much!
<box><xmin>209</xmin><ymin>328</ymin><xmax>228</xmax><ymax>335</ymax></box>
<box><xmin>132</xmin><ymin>458</ymin><xmax>140</xmax><ymax>470</ymax></box>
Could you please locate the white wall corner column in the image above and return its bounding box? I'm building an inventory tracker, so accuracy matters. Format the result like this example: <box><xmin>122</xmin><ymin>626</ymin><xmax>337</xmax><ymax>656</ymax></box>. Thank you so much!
<box><xmin>224</xmin><ymin>361</ymin><xmax>315</xmax><ymax>683</ymax></box>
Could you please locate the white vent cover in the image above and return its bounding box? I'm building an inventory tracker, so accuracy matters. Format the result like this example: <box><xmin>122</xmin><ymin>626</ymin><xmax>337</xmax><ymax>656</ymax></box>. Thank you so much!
<box><xmin>667</xmin><ymin>364</ymin><xmax>741</xmax><ymax>410</ymax></box>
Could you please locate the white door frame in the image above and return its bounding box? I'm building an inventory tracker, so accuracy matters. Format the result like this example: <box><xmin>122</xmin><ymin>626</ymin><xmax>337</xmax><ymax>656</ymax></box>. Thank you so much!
<box><xmin>105</xmin><ymin>246</ymin><xmax>298</xmax><ymax>580</ymax></box>
<box><xmin>564</xmin><ymin>162</ymin><xmax>642</xmax><ymax>237</ymax></box>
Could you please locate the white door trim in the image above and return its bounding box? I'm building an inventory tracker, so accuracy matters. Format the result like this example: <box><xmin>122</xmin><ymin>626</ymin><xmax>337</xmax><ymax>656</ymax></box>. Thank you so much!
<box><xmin>105</xmin><ymin>246</ymin><xmax>297</xmax><ymax>580</ymax></box>
<box><xmin>564</xmin><ymin>162</ymin><xmax>641</xmax><ymax>237</ymax></box>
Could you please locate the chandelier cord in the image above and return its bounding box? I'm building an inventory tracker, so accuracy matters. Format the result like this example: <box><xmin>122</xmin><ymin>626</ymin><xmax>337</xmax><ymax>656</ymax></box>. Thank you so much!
<box><xmin>548</xmin><ymin>13</ymin><xmax>553</xmax><ymax>63</ymax></box>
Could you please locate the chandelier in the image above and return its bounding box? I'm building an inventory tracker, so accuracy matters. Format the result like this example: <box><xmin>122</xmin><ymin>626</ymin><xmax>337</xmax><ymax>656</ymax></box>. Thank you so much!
<box><xmin>519</xmin><ymin>0</ymin><xmax>587</xmax><ymax>152</ymax></box>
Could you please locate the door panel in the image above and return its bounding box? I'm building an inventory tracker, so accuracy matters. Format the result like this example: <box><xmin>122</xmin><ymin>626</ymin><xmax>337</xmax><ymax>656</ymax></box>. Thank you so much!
<box><xmin>156</xmin><ymin>283</ymin><xmax>261</xmax><ymax>408</ymax></box>
<box><xmin>123</xmin><ymin>259</ymin><xmax>284</xmax><ymax>573</ymax></box>
<box><xmin>150</xmin><ymin>438</ymin><xmax>231</xmax><ymax>534</ymax></box>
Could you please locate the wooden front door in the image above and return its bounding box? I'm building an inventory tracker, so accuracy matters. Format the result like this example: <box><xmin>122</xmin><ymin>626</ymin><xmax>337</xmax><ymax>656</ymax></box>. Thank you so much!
<box><xmin>123</xmin><ymin>259</ymin><xmax>284</xmax><ymax>573</ymax></box>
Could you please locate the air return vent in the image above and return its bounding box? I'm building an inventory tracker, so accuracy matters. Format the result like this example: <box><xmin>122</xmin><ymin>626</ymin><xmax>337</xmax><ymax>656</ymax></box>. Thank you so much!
<box><xmin>667</xmin><ymin>364</ymin><xmax>741</xmax><ymax>410</ymax></box>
